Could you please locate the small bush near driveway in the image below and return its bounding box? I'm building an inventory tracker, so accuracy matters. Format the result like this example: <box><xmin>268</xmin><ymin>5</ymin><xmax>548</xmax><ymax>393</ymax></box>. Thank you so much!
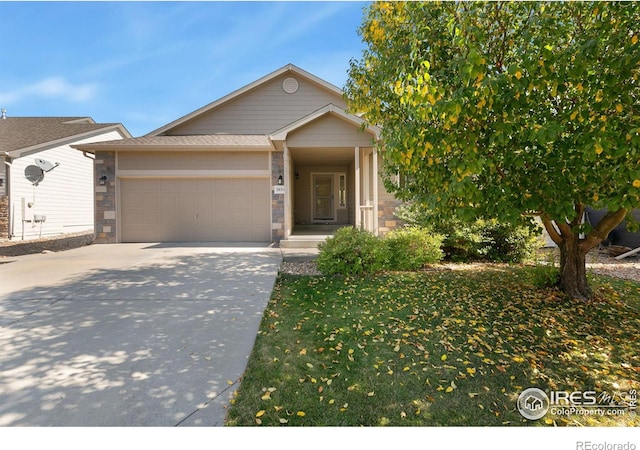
<box><xmin>317</xmin><ymin>226</ymin><xmax>444</xmax><ymax>275</ymax></box>
<box><xmin>317</xmin><ymin>227</ymin><xmax>387</xmax><ymax>275</ymax></box>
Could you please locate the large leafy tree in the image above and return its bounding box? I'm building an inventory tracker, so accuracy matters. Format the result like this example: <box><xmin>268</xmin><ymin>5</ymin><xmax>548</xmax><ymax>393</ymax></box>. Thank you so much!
<box><xmin>346</xmin><ymin>1</ymin><xmax>640</xmax><ymax>300</ymax></box>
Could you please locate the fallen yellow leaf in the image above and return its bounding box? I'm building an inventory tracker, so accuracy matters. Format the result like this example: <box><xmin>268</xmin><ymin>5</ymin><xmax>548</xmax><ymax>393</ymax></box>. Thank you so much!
<box><xmin>594</xmin><ymin>142</ymin><xmax>604</xmax><ymax>155</ymax></box>
<box><xmin>256</xmin><ymin>410</ymin><xmax>266</xmax><ymax>418</ymax></box>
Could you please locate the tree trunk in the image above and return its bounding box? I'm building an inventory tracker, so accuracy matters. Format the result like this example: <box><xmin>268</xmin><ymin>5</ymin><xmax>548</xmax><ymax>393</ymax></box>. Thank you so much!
<box><xmin>558</xmin><ymin>234</ymin><xmax>591</xmax><ymax>301</ymax></box>
<box><xmin>540</xmin><ymin>206</ymin><xmax>628</xmax><ymax>301</ymax></box>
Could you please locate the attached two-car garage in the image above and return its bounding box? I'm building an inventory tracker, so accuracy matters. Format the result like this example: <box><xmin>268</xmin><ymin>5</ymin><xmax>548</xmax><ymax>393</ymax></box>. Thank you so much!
<box><xmin>94</xmin><ymin>146</ymin><xmax>276</xmax><ymax>243</ymax></box>
<box><xmin>120</xmin><ymin>178</ymin><xmax>271</xmax><ymax>242</ymax></box>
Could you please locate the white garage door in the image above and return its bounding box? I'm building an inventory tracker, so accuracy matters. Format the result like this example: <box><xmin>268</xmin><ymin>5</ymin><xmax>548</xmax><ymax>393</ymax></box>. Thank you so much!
<box><xmin>120</xmin><ymin>178</ymin><xmax>271</xmax><ymax>242</ymax></box>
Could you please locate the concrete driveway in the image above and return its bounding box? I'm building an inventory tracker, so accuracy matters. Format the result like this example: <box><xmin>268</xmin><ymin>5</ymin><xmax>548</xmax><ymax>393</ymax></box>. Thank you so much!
<box><xmin>0</xmin><ymin>243</ymin><xmax>283</xmax><ymax>426</ymax></box>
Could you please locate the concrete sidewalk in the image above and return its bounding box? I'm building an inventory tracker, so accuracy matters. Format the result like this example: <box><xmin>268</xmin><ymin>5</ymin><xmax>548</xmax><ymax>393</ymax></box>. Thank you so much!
<box><xmin>0</xmin><ymin>243</ymin><xmax>282</xmax><ymax>426</ymax></box>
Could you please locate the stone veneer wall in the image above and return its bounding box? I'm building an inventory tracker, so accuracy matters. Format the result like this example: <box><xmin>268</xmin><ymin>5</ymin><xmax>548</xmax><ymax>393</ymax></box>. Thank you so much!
<box><xmin>378</xmin><ymin>199</ymin><xmax>404</xmax><ymax>236</ymax></box>
<box><xmin>94</xmin><ymin>151</ymin><xmax>117</xmax><ymax>243</ymax></box>
<box><xmin>0</xmin><ymin>196</ymin><xmax>8</xmax><ymax>239</ymax></box>
<box><xmin>271</xmin><ymin>152</ymin><xmax>285</xmax><ymax>243</ymax></box>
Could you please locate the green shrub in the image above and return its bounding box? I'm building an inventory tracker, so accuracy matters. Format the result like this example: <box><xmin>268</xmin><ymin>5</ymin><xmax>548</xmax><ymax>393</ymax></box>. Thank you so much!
<box><xmin>440</xmin><ymin>220</ymin><xmax>485</xmax><ymax>262</ymax></box>
<box><xmin>396</xmin><ymin>203</ymin><xmax>542</xmax><ymax>263</ymax></box>
<box><xmin>384</xmin><ymin>226</ymin><xmax>444</xmax><ymax>270</ymax></box>
<box><xmin>479</xmin><ymin>221</ymin><xmax>542</xmax><ymax>263</ymax></box>
<box><xmin>317</xmin><ymin>227</ymin><xmax>387</xmax><ymax>275</ymax></box>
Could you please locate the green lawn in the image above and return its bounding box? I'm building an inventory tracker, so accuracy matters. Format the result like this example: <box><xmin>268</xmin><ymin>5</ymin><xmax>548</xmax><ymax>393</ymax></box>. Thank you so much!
<box><xmin>225</xmin><ymin>265</ymin><xmax>640</xmax><ymax>426</ymax></box>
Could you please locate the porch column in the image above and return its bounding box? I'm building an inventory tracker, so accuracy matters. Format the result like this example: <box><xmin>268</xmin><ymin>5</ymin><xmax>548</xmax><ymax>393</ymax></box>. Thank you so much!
<box><xmin>283</xmin><ymin>143</ymin><xmax>292</xmax><ymax>239</ymax></box>
<box><xmin>354</xmin><ymin>146</ymin><xmax>360</xmax><ymax>228</ymax></box>
<box><xmin>362</xmin><ymin>148</ymin><xmax>372</xmax><ymax>232</ymax></box>
<box><xmin>373</xmin><ymin>148</ymin><xmax>379</xmax><ymax>236</ymax></box>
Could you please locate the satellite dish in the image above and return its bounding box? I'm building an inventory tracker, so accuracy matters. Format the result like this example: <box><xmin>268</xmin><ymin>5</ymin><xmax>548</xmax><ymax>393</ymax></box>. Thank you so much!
<box><xmin>25</xmin><ymin>165</ymin><xmax>45</xmax><ymax>186</ymax></box>
<box><xmin>35</xmin><ymin>158</ymin><xmax>59</xmax><ymax>172</ymax></box>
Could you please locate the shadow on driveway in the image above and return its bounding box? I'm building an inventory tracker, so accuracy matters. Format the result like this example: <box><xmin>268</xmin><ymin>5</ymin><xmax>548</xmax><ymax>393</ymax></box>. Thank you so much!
<box><xmin>0</xmin><ymin>247</ymin><xmax>282</xmax><ymax>426</ymax></box>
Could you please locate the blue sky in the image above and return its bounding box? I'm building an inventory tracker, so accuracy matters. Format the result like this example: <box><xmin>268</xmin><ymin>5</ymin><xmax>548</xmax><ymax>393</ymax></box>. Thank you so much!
<box><xmin>0</xmin><ymin>1</ymin><xmax>369</xmax><ymax>137</ymax></box>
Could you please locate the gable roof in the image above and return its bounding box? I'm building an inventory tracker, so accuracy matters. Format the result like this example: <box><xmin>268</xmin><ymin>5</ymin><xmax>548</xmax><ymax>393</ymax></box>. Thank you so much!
<box><xmin>0</xmin><ymin>117</ymin><xmax>131</xmax><ymax>157</ymax></box>
<box><xmin>270</xmin><ymin>103</ymin><xmax>381</xmax><ymax>142</ymax></box>
<box><xmin>147</xmin><ymin>64</ymin><xmax>345</xmax><ymax>137</ymax></box>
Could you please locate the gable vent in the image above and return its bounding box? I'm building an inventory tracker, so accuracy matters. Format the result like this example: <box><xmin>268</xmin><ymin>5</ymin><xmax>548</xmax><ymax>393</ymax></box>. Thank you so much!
<box><xmin>283</xmin><ymin>77</ymin><xmax>299</xmax><ymax>94</ymax></box>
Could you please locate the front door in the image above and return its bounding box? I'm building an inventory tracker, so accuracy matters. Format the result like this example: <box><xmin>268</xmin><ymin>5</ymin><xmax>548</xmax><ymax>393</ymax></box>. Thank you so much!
<box><xmin>313</xmin><ymin>174</ymin><xmax>334</xmax><ymax>221</ymax></box>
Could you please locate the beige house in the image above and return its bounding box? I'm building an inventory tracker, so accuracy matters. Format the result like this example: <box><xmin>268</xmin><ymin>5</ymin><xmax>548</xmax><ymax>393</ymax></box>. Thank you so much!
<box><xmin>75</xmin><ymin>64</ymin><xmax>402</xmax><ymax>246</ymax></box>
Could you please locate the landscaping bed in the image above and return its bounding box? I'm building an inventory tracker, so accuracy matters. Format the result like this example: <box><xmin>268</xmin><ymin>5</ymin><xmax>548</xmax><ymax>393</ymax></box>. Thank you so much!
<box><xmin>0</xmin><ymin>232</ymin><xmax>95</xmax><ymax>257</ymax></box>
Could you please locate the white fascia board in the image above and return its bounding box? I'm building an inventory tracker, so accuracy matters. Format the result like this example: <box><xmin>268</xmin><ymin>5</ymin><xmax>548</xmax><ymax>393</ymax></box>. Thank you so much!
<box><xmin>9</xmin><ymin>124</ymin><xmax>131</xmax><ymax>158</ymax></box>
<box><xmin>270</xmin><ymin>104</ymin><xmax>382</xmax><ymax>142</ymax></box>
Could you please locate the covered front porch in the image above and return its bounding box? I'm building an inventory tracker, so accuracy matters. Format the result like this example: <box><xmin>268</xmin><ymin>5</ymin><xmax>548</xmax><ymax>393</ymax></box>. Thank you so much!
<box><xmin>269</xmin><ymin>104</ymin><xmax>385</xmax><ymax>248</ymax></box>
<box><xmin>280</xmin><ymin>147</ymin><xmax>378</xmax><ymax>247</ymax></box>
<box><xmin>279</xmin><ymin>145</ymin><xmax>379</xmax><ymax>248</ymax></box>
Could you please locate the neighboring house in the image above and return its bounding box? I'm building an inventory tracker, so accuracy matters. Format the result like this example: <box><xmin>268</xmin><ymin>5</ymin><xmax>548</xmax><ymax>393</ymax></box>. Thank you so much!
<box><xmin>74</xmin><ymin>64</ymin><xmax>403</xmax><ymax>246</ymax></box>
<box><xmin>0</xmin><ymin>115</ymin><xmax>131</xmax><ymax>241</ymax></box>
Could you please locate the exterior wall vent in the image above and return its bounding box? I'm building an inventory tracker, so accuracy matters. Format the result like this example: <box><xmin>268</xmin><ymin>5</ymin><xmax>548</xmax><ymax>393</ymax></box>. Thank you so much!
<box><xmin>283</xmin><ymin>77</ymin><xmax>299</xmax><ymax>94</ymax></box>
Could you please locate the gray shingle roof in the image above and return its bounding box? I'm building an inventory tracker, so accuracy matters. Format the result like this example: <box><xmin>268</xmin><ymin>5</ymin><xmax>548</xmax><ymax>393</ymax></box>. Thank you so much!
<box><xmin>75</xmin><ymin>134</ymin><xmax>274</xmax><ymax>149</ymax></box>
<box><xmin>0</xmin><ymin>117</ymin><xmax>125</xmax><ymax>154</ymax></box>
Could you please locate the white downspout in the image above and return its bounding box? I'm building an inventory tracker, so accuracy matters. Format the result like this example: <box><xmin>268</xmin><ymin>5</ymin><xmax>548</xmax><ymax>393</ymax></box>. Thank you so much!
<box><xmin>3</xmin><ymin>152</ymin><xmax>12</xmax><ymax>238</ymax></box>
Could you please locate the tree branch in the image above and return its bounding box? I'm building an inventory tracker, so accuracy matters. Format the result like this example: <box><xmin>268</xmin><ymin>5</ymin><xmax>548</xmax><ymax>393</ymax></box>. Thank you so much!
<box><xmin>541</xmin><ymin>213</ymin><xmax>564</xmax><ymax>245</ymax></box>
<box><xmin>581</xmin><ymin>207</ymin><xmax>628</xmax><ymax>251</ymax></box>
<box><xmin>570</xmin><ymin>203</ymin><xmax>585</xmax><ymax>227</ymax></box>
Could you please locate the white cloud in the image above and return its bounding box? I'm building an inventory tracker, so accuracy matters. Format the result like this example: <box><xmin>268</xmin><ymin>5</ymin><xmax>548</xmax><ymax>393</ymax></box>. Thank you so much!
<box><xmin>0</xmin><ymin>77</ymin><xmax>98</xmax><ymax>105</ymax></box>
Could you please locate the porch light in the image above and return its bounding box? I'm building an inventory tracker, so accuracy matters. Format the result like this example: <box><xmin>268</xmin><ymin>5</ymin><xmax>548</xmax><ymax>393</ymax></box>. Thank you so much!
<box><xmin>277</xmin><ymin>175</ymin><xmax>283</xmax><ymax>185</ymax></box>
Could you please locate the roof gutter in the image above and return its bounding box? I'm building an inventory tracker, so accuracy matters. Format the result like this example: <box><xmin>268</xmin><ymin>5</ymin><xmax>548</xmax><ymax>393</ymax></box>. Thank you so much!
<box><xmin>9</xmin><ymin>123</ymin><xmax>132</xmax><ymax>159</ymax></box>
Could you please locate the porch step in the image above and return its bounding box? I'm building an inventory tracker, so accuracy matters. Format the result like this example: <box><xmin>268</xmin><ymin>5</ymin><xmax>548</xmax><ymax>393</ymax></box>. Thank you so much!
<box><xmin>279</xmin><ymin>234</ymin><xmax>330</xmax><ymax>249</ymax></box>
